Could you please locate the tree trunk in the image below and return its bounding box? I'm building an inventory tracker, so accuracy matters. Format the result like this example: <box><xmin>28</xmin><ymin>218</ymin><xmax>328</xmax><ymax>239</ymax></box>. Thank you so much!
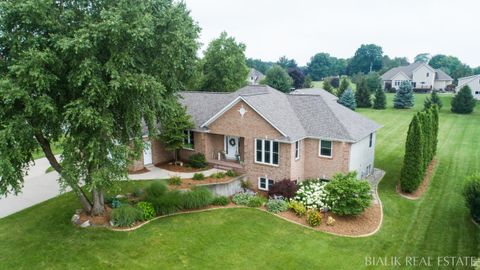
<box><xmin>34</xmin><ymin>131</ymin><xmax>94</xmax><ymax>213</ymax></box>
<box><xmin>91</xmin><ymin>188</ymin><xmax>105</xmax><ymax>216</ymax></box>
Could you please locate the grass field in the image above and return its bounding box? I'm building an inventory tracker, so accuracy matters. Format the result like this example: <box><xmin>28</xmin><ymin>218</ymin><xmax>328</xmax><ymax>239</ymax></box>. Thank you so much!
<box><xmin>0</xmin><ymin>94</ymin><xmax>478</xmax><ymax>269</ymax></box>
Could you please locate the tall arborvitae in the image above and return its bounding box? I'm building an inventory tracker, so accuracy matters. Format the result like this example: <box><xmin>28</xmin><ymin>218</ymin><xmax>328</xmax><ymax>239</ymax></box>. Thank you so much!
<box><xmin>355</xmin><ymin>78</ymin><xmax>372</xmax><ymax>108</ymax></box>
<box><xmin>431</xmin><ymin>105</ymin><xmax>439</xmax><ymax>157</ymax></box>
<box><xmin>400</xmin><ymin>114</ymin><xmax>424</xmax><ymax>193</ymax></box>
<box><xmin>420</xmin><ymin>111</ymin><xmax>432</xmax><ymax>169</ymax></box>
<box><xmin>373</xmin><ymin>87</ymin><xmax>387</xmax><ymax>109</ymax></box>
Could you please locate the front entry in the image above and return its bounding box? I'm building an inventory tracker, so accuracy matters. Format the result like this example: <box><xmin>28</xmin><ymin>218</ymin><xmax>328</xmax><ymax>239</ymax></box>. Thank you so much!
<box><xmin>143</xmin><ymin>141</ymin><xmax>153</xmax><ymax>165</ymax></box>
<box><xmin>224</xmin><ymin>136</ymin><xmax>239</xmax><ymax>160</ymax></box>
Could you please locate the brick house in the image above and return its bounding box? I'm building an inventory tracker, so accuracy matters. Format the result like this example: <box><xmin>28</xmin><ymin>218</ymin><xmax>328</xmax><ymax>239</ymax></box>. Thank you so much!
<box><xmin>131</xmin><ymin>85</ymin><xmax>381</xmax><ymax>192</ymax></box>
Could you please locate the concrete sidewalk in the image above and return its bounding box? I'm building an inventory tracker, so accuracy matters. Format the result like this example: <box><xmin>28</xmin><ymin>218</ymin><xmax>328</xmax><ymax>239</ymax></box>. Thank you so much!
<box><xmin>0</xmin><ymin>160</ymin><xmax>225</xmax><ymax>219</ymax></box>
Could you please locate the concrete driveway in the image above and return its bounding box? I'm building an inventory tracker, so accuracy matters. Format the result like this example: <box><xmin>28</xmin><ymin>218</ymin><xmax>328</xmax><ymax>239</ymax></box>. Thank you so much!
<box><xmin>0</xmin><ymin>157</ymin><xmax>63</xmax><ymax>218</ymax></box>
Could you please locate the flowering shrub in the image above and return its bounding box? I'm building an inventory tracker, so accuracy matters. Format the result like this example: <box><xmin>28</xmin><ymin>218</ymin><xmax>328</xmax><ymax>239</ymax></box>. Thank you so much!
<box><xmin>288</xmin><ymin>200</ymin><xmax>306</xmax><ymax>216</ymax></box>
<box><xmin>294</xmin><ymin>180</ymin><xmax>329</xmax><ymax>210</ymax></box>
<box><xmin>306</xmin><ymin>210</ymin><xmax>322</xmax><ymax>227</ymax></box>
<box><xmin>266</xmin><ymin>199</ymin><xmax>289</xmax><ymax>213</ymax></box>
<box><xmin>232</xmin><ymin>192</ymin><xmax>253</xmax><ymax>205</ymax></box>
<box><xmin>326</xmin><ymin>216</ymin><xmax>335</xmax><ymax>226</ymax></box>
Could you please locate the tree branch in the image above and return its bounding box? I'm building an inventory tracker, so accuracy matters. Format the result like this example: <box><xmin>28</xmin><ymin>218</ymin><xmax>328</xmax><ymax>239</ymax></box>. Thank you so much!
<box><xmin>34</xmin><ymin>131</ymin><xmax>62</xmax><ymax>173</ymax></box>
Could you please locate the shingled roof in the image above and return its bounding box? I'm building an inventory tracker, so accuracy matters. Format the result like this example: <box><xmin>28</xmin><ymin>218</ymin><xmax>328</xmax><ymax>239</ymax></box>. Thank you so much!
<box><xmin>381</xmin><ymin>62</ymin><xmax>453</xmax><ymax>81</ymax></box>
<box><xmin>179</xmin><ymin>85</ymin><xmax>381</xmax><ymax>142</ymax></box>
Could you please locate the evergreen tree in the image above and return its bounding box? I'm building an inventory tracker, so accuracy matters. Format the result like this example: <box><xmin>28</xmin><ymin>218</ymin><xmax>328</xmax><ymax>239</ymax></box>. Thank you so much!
<box><xmin>337</xmin><ymin>77</ymin><xmax>350</xmax><ymax>97</ymax></box>
<box><xmin>419</xmin><ymin>111</ymin><xmax>432</xmax><ymax>169</ymax></box>
<box><xmin>355</xmin><ymin>78</ymin><xmax>372</xmax><ymax>108</ymax></box>
<box><xmin>323</xmin><ymin>79</ymin><xmax>334</xmax><ymax>93</ymax></box>
<box><xmin>393</xmin><ymin>81</ymin><xmax>414</xmax><ymax>109</ymax></box>
<box><xmin>338</xmin><ymin>88</ymin><xmax>357</xmax><ymax>110</ymax></box>
<box><xmin>400</xmin><ymin>114</ymin><xmax>424</xmax><ymax>193</ymax></box>
<box><xmin>303</xmin><ymin>75</ymin><xmax>313</xmax><ymax>88</ymax></box>
<box><xmin>451</xmin><ymin>86</ymin><xmax>476</xmax><ymax>114</ymax></box>
<box><xmin>431</xmin><ymin>105</ymin><xmax>440</xmax><ymax>156</ymax></box>
<box><xmin>373</xmin><ymin>87</ymin><xmax>387</xmax><ymax>109</ymax></box>
<box><xmin>424</xmin><ymin>91</ymin><xmax>443</xmax><ymax>110</ymax></box>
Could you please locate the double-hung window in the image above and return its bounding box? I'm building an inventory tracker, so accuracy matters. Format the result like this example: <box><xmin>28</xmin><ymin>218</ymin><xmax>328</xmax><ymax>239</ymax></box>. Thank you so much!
<box><xmin>258</xmin><ymin>177</ymin><xmax>274</xmax><ymax>191</ymax></box>
<box><xmin>295</xmin><ymin>141</ymin><xmax>300</xmax><ymax>160</ymax></box>
<box><xmin>319</xmin><ymin>140</ymin><xmax>332</xmax><ymax>158</ymax></box>
<box><xmin>255</xmin><ymin>139</ymin><xmax>279</xmax><ymax>165</ymax></box>
<box><xmin>183</xmin><ymin>130</ymin><xmax>194</xmax><ymax>150</ymax></box>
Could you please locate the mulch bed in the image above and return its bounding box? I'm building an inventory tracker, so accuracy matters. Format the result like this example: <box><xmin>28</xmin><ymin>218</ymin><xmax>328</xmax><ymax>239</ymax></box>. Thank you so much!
<box><xmin>128</xmin><ymin>167</ymin><xmax>150</xmax><ymax>174</ymax></box>
<box><xmin>397</xmin><ymin>159</ymin><xmax>437</xmax><ymax>200</ymax></box>
<box><xmin>169</xmin><ymin>176</ymin><xmax>235</xmax><ymax>189</ymax></box>
<box><xmin>156</xmin><ymin>162</ymin><xmax>211</xmax><ymax>173</ymax></box>
<box><xmin>272</xmin><ymin>204</ymin><xmax>382</xmax><ymax>236</ymax></box>
<box><xmin>78</xmin><ymin>206</ymin><xmax>112</xmax><ymax>227</ymax></box>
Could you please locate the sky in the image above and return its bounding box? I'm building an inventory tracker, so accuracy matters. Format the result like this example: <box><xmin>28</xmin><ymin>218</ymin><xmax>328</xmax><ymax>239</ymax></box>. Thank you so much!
<box><xmin>184</xmin><ymin>0</ymin><xmax>480</xmax><ymax>67</ymax></box>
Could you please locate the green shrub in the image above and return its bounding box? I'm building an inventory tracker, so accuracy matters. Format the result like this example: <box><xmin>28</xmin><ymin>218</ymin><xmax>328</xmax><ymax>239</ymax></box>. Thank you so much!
<box><xmin>211</xmin><ymin>172</ymin><xmax>226</xmax><ymax>179</ymax></box>
<box><xmin>288</xmin><ymin>200</ymin><xmax>306</xmax><ymax>216</ymax></box>
<box><xmin>136</xmin><ymin>201</ymin><xmax>156</xmax><ymax>220</ymax></box>
<box><xmin>133</xmin><ymin>188</ymin><xmax>145</xmax><ymax>198</ymax></box>
<box><xmin>451</xmin><ymin>85</ymin><xmax>476</xmax><ymax>114</ymax></box>
<box><xmin>168</xmin><ymin>176</ymin><xmax>182</xmax><ymax>186</ymax></box>
<box><xmin>212</xmin><ymin>196</ymin><xmax>229</xmax><ymax>206</ymax></box>
<box><xmin>110</xmin><ymin>198</ymin><xmax>122</xmax><ymax>209</ymax></box>
<box><xmin>246</xmin><ymin>196</ymin><xmax>265</xmax><ymax>207</ymax></box>
<box><xmin>146</xmin><ymin>181</ymin><xmax>167</xmax><ymax>197</ymax></box>
<box><xmin>110</xmin><ymin>204</ymin><xmax>143</xmax><ymax>227</ymax></box>
<box><xmin>226</xmin><ymin>170</ymin><xmax>236</xmax><ymax>177</ymax></box>
<box><xmin>266</xmin><ymin>199</ymin><xmax>288</xmax><ymax>213</ymax></box>
<box><xmin>325</xmin><ymin>172</ymin><xmax>372</xmax><ymax>216</ymax></box>
<box><xmin>232</xmin><ymin>192</ymin><xmax>253</xmax><ymax>205</ymax></box>
<box><xmin>240</xmin><ymin>179</ymin><xmax>252</xmax><ymax>191</ymax></box>
<box><xmin>188</xmin><ymin>153</ymin><xmax>208</xmax><ymax>168</ymax></box>
<box><xmin>463</xmin><ymin>174</ymin><xmax>480</xmax><ymax>223</ymax></box>
<box><xmin>192</xmin><ymin>173</ymin><xmax>205</xmax><ymax>181</ymax></box>
<box><xmin>147</xmin><ymin>190</ymin><xmax>183</xmax><ymax>216</ymax></box>
<box><xmin>182</xmin><ymin>187</ymin><xmax>213</xmax><ymax>210</ymax></box>
<box><xmin>306</xmin><ymin>210</ymin><xmax>322</xmax><ymax>227</ymax></box>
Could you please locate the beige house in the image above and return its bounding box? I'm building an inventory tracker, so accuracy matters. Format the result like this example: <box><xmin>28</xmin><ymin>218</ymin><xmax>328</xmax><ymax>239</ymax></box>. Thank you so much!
<box><xmin>131</xmin><ymin>86</ymin><xmax>381</xmax><ymax>192</ymax></box>
<box><xmin>456</xmin><ymin>75</ymin><xmax>480</xmax><ymax>100</ymax></box>
<box><xmin>381</xmin><ymin>62</ymin><xmax>453</xmax><ymax>91</ymax></box>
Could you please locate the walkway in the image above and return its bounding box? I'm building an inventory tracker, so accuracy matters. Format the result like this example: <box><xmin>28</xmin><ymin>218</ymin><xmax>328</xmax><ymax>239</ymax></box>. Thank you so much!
<box><xmin>0</xmin><ymin>160</ymin><xmax>225</xmax><ymax>218</ymax></box>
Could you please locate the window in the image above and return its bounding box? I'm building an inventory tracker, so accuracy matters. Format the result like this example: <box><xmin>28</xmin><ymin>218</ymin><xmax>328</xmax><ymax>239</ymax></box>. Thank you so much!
<box><xmin>426</xmin><ymin>72</ymin><xmax>430</xmax><ymax>77</ymax></box>
<box><xmin>255</xmin><ymin>139</ymin><xmax>279</xmax><ymax>165</ymax></box>
<box><xmin>183</xmin><ymin>130</ymin><xmax>194</xmax><ymax>149</ymax></box>
<box><xmin>319</xmin><ymin>140</ymin><xmax>332</xmax><ymax>157</ymax></box>
<box><xmin>258</xmin><ymin>177</ymin><xmax>274</xmax><ymax>191</ymax></box>
<box><xmin>475</xmin><ymin>91</ymin><xmax>480</xmax><ymax>95</ymax></box>
<box><xmin>295</xmin><ymin>141</ymin><xmax>300</xmax><ymax>160</ymax></box>
<box><xmin>369</xmin><ymin>133</ymin><xmax>373</xmax><ymax>148</ymax></box>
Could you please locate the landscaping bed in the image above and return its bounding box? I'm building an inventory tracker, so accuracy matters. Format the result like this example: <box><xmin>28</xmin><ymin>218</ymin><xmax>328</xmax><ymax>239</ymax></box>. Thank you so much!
<box><xmin>397</xmin><ymin>159</ymin><xmax>437</xmax><ymax>200</ymax></box>
<box><xmin>168</xmin><ymin>174</ymin><xmax>237</xmax><ymax>189</ymax></box>
<box><xmin>156</xmin><ymin>162</ymin><xmax>211</xmax><ymax>173</ymax></box>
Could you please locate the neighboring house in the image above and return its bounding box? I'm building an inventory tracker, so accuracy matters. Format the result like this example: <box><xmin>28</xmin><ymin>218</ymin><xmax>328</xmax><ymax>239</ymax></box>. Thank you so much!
<box><xmin>130</xmin><ymin>85</ymin><xmax>381</xmax><ymax>192</ymax></box>
<box><xmin>456</xmin><ymin>75</ymin><xmax>480</xmax><ymax>100</ymax></box>
<box><xmin>246</xmin><ymin>68</ymin><xmax>265</xmax><ymax>85</ymax></box>
<box><xmin>381</xmin><ymin>62</ymin><xmax>453</xmax><ymax>91</ymax></box>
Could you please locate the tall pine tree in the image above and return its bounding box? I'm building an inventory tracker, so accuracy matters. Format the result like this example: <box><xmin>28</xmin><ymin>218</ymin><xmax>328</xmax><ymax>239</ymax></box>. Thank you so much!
<box><xmin>400</xmin><ymin>114</ymin><xmax>424</xmax><ymax>193</ymax></box>
<box><xmin>393</xmin><ymin>81</ymin><xmax>414</xmax><ymax>109</ymax></box>
<box><xmin>338</xmin><ymin>88</ymin><xmax>356</xmax><ymax>110</ymax></box>
<box><xmin>373</xmin><ymin>87</ymin><xmax>387</xmax><ymax>109</ymax></box>
<box><xmin>424</xmin><ymin>91</ymin><xmax>443</xmax><ymax>110</ymax></box>
<box><xmin>355</xmin><ymin>78</ymin><xmax>372</xmax><ymax>108</ymax></box>
<box><xmin>323</xmin><ymin>79</ymin><xmax>334</xmax><ymax>93</ymax></box>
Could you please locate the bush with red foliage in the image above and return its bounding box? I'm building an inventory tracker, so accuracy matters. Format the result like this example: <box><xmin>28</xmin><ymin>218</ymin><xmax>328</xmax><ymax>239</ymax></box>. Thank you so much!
<box><xmin>268</xmin><ymin>179</ymin><xmax>298</xmax><ymax>199</ymax></box>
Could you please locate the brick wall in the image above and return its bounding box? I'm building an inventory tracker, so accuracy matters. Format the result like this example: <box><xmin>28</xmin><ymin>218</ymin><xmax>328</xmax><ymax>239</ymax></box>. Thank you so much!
<box><xmin>303</xmin><ymin>139</ymin><xmax>351</xmax><ymax>179</ymax></box>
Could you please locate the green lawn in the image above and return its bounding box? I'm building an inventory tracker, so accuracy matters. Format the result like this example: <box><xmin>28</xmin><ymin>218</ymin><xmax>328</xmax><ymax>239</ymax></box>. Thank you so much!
<box><xmin>0</xmin><ymin>94</ymin><xmax>479</xmax><ymax>269</ymax></box>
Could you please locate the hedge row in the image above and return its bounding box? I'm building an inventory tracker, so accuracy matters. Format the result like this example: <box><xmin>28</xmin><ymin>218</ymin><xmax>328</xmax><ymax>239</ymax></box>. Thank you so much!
<box><xmin>399</xmin><ymin>105</ymin><xmax>439</xmax><ymax>193</ymax></box>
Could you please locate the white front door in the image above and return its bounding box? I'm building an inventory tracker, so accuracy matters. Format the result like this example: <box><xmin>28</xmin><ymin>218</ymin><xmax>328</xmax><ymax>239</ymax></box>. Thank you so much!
<box><xmin>225</xmin><ymin>136</ymin><xmax>239</xmax><ymax>160</ymax></box>
<box><xmin>143</xmin><ymin>141</ymin><xmax>153</xmax><ymax>165</ymax></box>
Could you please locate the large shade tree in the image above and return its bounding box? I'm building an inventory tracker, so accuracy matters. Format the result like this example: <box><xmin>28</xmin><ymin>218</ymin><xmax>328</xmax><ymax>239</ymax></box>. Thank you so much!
<box><xmin>0</xmin><ymin>0</ymin><xmax>200</xmax><ymax>215</ymax></box>
<box><xmin>263</xmin><ymin>65</ymin><xmax>293</xmax><ymax>92</ymax></box>
<box><xmin>201</xmin><ymin>32</ymin><xmax>249</xmax><ymax>91</ymax></box>
<box><xmin>347</xmin><ymin>44</ymin><xmax>383</xmax><ymax>75</ymax></box>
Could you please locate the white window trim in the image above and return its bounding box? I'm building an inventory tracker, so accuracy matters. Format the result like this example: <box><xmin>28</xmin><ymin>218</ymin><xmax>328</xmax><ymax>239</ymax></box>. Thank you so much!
<box><xmin>183</xmin><ymin>130</ymin><xmax>194</xmax><ymax>151</ymax></box>
<box><xmin>295</xmin><ymin>140</ymin><xmax>300</xmax><ymax>160</ymax></box>
<box><xmin>258</xmin><ymin>177</ymin><xmax>274</xmax><ymax>191</ymax></box>
<box><xmin>254</xmin><ymin>138</ymin><xmax>279</xmax><ymax>167</ymax></box>
<box><xmin>318</xmin><ymin>140</ymin><xmax>333</xmax><ymax>158</ymax></box>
